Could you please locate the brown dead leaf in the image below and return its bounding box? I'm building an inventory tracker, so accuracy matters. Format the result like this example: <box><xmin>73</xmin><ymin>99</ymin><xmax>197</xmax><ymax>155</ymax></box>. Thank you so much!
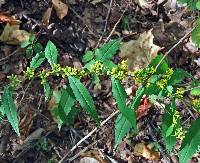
<box><xmin>19</xmin><ymin>109</ymin><xmax>34</xmax><ymax>138</ymax></box>
<box><xmin>80</xmin><ymin>150</ymin><xmax>106</xmax><ymax>163</ymax></box>
<box><xmin>42</xmin><ymin>7</ymin><xmax>53</xmax><ymax>26</ymax></box>
<box><xmin>135</xmin><ymin>0</ymin><xmax>151</xmax><ymax>8</ymax></box>
<box><xmin>0</xmin><ymin>13</ymin><xmax>21</xmax><ymax>25</ymax></box>
<box><xmin>134</xmin><ymin>142</ymin><xmax>160</xmax><ymax>161</ymax></box>
<box><xmin>52</xmin><ymin>0</ymin><xmax>68</xmax><ymax>20</ymax></box>
<box><xmin>120</xmin><ymin>29</ymin><xmax>162</xmax><ymax>70</ymax></box>
<box><xmin>0</xmin><ymin>23</ymin><xmax>31</xmax><ymax>45</ymax></box>
<box><xmin>136</xmin><ymin>98</ymin><xmax>152</xmax><ymax>119</ymax></box>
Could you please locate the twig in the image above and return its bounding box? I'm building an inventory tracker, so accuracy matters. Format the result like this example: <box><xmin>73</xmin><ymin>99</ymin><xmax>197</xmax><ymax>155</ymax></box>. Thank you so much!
<box><xmin>147</xmin><ymin>123</ymin><xmax>172</xmax><ymax>163</ymax></box>
<box><xmin>96</xmin><ymin>0</ymin><xmax>113</xmax><ymax>48</ymax></box>
<box><xmin>0</xmin><ymin>48</ymin><xmax>20</xmax><ymax>62</ymax></box>
<box><xmin>59</xmin><ymin>110</ymin><xmax>119</xmax><ymax>163</ymax></box>
<box><xmin>104</xmin><ymin>5</ymin><xmax>128</xmax><ymax>43</ymax></box>
<box><xmin>155</xmin><ymin>27</ymin><xmax>195</xmax><ymax>70</ymax></box>
<box><xmin>68</xmin><ymin>6</ymin><xmax>98</xmax><ymax>38</ymax></box>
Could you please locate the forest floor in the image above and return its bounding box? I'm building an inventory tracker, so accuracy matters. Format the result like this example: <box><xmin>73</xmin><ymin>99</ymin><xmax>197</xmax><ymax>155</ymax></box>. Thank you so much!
<box><xmin>0</xmin><ymin>0</ymin><xmax>200</xmax><ymax>163</ymax></box>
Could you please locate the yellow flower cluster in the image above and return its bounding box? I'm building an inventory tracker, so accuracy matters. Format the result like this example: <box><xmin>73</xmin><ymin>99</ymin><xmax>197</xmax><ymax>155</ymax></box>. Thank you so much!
<box><xmin>7</xmin><ymin>74</ymin><xmax>21</xmax><ymax>88</ymax></box>
<box><xmin>172</xmin><ymin>110</ymin><xmax>180</xmax><ymax>127</ymax></box>
<box><xmin>89</xmin><ymin>61</ymin><xmax>103</xmax><ymax>74</ymax></box>
<box><xmin>175</xmin><ymin>87</ymin><xmax>185</xmax><ymax>99</ymax></box>
<box><xmin>132</xmin><ymin>66</ymin><xmax>156</xmax><ymax>84</ymax></box>
<box><xmin>107</xmin><ymin>60</ymin><xmax>128</xmax><ymax>81</ymax></box>
<box><xmin>174</xmin><ymin>127</ymin><xmax>185</xmax><ymax>141</ymax></box>
<box><xmin>24</xmin><ymin>67</ymin><xmax>35</xmax><ymax>80</ymax></box>
<box><xmin>192</xmin><ymin>99</ymin><xmax>200</xmax><ymax>111</ymax></box>
<box><xmin>39</xmin><ymin>69</ymin><xmax>50</xmax><ymax>84</ymax></box>
<box><xmin>156</xmin><ymin>68</ymin><xmax>173</xmax><ymax>89</ymax></box>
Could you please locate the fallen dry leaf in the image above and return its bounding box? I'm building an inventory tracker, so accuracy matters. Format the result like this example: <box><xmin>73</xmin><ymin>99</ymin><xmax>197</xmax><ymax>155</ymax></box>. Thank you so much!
<box><xmin>0</xmin><ymin>13</ymin><xmax>21</xmax><ymax>25</ymax></box>
<box><xmin>80</xmin><ymin>150</ymin><xmax>106</xmax><ymax>163</ymax></box>
<box><xmin>136</xmin><ymin>97</ymin><xmax>152</xmax><ymax>119</ymax></box>
<box><xmin>42</xmin><ymin>7</ymin><xmax>53</xmax><ymax>26</ymax></box>
<box><xmin>0</xmin><ymin>23</ymin><xmax>31</xmax><ymax>45</ymax></box>
<box><xmin>52</xmin><ymin>0</ymin><xmax>68</xmax><ymax>20</ymax></box>
<box><xmin>120</xmin><ymin>29</ymin><xmax>162</xmax><ymax>70</ymax></box>
<box><xmin>135</xmin><ymin>0</ymin><xmax>151</xmax><ymax>8</ymax></box>
<box><xmin>134</xmin><ymin>142</ymin><xmax>160</xmax><ymax>161</ymax></box>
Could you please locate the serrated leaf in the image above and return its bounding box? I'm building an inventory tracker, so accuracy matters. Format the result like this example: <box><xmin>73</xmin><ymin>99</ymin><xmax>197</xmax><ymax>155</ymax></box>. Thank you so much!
<box><xmin>30</xmin><ymin>52</ymin><xmax>45</xmax><ymax>69</ymax></box>
<box><xmin>96</xmin><ymin>39</ymin><xmax>120</xmax><ymax>61</ymax></box>
<box><xmin>112</xmin><ymin>78</ymin><xmax>135</xmax><ymax>126</ymax></box>
<box><xmin>2</xmin><ymin>87</ymin><xmax>20</xmax><ymax>136</ymax></box>
<box><xmin>148</xmin><ymin>54</ymin><xmax>169</xmax><ymax>75</ymax></box>
<box><xmin>161</xmin><ymin>102</ymin><xmax>178</xmax><ymax>152</ymax></box>
<box><xmin>114</xmin><ymin>113</ymin><xmax>132</xmax><ymax>148</ymax></box>
<box><xmin>103</xmin><ymin>60</ymin><xmax>117</xmax><ymax>69</ymax></box>
<box><xmin>44</xmin><ymin>82</ymin><xmax>52</xmax><ymax>101</ymax></box>
<box><xmin>82</xmin><ymin>51</ymin><xmax>94</xmax><ymax>63</ymax></box>
<box><xmin>33</xmin><ymin>43</ymin><xmax>43</xmax><ymax>53</ymax></box>
<box><xmin>0</xmin><ymin>105</ymin><xmax>5</xmax><ymax>123</ymax></box>
<box><xmin>192</xmin><ymin>19</ymin><xmax>200</xmax><ymax>48</ymax></box>
<box><xmin>45</xmin><ymin>41</ymin><xmax>58</xmax><ymax>66</ymax></box>
<box><xmin>58</xmin><ymin>87</ymin><xmax>75</xmax><ymax>123</ymax></box>
<box><xmin>179</xmin><ymin>118</ymin><xmax>200</xmax><ymax>163</ymax></box>
<box><xmin>21</xmin><ymin>40</ymin><xmax>31</xmax><ymax>48</ymax></box>
<box><xmin>190</xmin><ymin>87</ymin><xmax>200</xmax><ymax>96</ymax></box>
<box><xmin>169</xmin><ymin>68</ymin><xmax>192</xmax><ymax>85</ymax></box>
<box><xmin>68</xmin><ymin>76</ymin><xmax>99</xmax><ymax>125</ymax></box>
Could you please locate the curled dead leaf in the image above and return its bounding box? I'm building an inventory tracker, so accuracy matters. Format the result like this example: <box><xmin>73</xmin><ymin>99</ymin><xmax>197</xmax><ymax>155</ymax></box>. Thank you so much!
<box><xmin>120</xmin><ymin>29</ymin><xmax>162</xmax><ymax>70</ymax></box>
<box><xmin>136</xmin><ymin>98</ymin><xmax>152</xmax><ymax>119</ymax></box>
<box><xmin>0</xmin><ymin>13</ymin><xmax>21</xmax><ymax>25</ymax></box>
<box><xmin>80</xmin><ymin>150</ymin><xmax>106</xmax><ymax>163</ymax></box>
<box><xmin>0</xmin><ymin>23</ymin><xmax>31</xmax><ymax>45</ymax></box>
<box><xmin>52</xmin><ymin>0</ymin><xmax>68</xmax><ymax>20</ymax></box>
<box><xmin>134</xmin><ymin>142</ymin><xmax>160</xmax><ymax>161</ymax></box>
<box><xmin>42</xmin><ymin>7</ymin><xmax>53</xmax><ymax>26</ymax></box>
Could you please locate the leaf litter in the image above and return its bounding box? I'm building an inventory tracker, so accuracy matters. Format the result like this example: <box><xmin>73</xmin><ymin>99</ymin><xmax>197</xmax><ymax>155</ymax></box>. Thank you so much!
<box><xmin>0</xmin><ymin>0</ymin><xmax>200</xmax><ymax>163</ymax></box>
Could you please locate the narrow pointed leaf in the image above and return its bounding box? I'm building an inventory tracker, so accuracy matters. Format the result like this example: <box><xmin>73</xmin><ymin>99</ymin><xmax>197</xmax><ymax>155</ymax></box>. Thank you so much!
<box><xmin>30</xmin><ymin>52</ymin><xmax>45</xmax><ymax>69</ymax></box>
<box><xmin>58</xmin><ymin>87</ymin><xmax>75</xmax><ymax>122</ymax></box>
<box><xmin>161</xmin><ymin>103</ymin><xmax>177</xmax><ymax>152</ymax></box>
<box><xmin>115</xmin><ymin>113</ymin><xmax>132</xmax><ymax>148</ymax></box>
<box><xmin>96</xmin><ymin>39</ymin><xmax>120</xmax><ymax>61</ymax></box>
<box><xmin>2</xmin><ymin>87</ymin><xmax>20</xmax><ymax>136</ymax></box>
<box><xmin>69</xmin><ymin>76</ymin><xmax>99</xmax><ymax>125</ymax></box>
<box><xmin>179</xmin><ymin>118</ymin><xmax>200</xmax><ymax>163</ymax></box>
<box><xmin>45</xmin><ymin>41</ymin><xmax>58</xmax><ymax>66</ymax></box>
<box><xmin>112</xmin><ymin>78</ymin><xmax>135</xmax><ymax>126</ymax></box>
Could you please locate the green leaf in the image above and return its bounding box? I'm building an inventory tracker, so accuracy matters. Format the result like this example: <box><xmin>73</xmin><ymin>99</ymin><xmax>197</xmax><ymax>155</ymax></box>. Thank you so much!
<box><xmin>26</xmin><ymin>46</ymin><xmax>33</xmax><ymax>56</ymax></box>
<box><xmin>114</xmin><ymin>113</ymin><xmax>132</xmax><ymax>148</ymax></box>
<box><xmin>196</xmin><ymin>1</ymin><xmax>200</xmax><ymax>10</ymax></box>
<box><xmin>69</xmin><ymin>76</ymin><xmax>100</xmax><ymax>125</ymax></box>
<box><xmin>44</xmin><ymin>82</ymin><xmax>52</xmax><ymax>101</ymax></box>
<box><xmin>30</xmin><ymin>52</ymin><xmax>45</xmax><ymax>69</ymax></box>
<box><xmin>0</xmin><ymin>105</ymin><xmax>5</xmax><ymax>123</ymax></box>
<box><xmin>57</xmin><ymin>87</ymin><xmax>75</xmax><ymax>123</ymax></box>
<box><xmin>82</xmin><ymin>51</ymin><xmax>94</xmax><ymax>63</ymax></box>
<box><xmin>103</xmin><ymin>60</ymin><xmax>117</xmax><ymax>69</ymax></box>
<box><xmin>179</xmin><ymin>118</ymin><xmax>200</xmax><ymax>163</ymax></box>
<box><xmin>96</xmin><ymin>39</ymin><xmax>120</xmax><ymax>61</ymax></box>
<box><xmin>112</xmin><ymin>78</ymin><xmax>135</xmax><ymax>126</ymax></box>
<box><xmin>190</xmin><ymin>87</ymin><xmax>200</xmax><ymax>96</ymax></box>
<box><xmin>149</xmin><ymin>54</ymin><xmax>169</xmax><ymax>74</ymax></box>
<box><xmin>192</xmin><ymin>19</ymin><xmax>200</xmax><ymax>48</ymax></box>
<box><xmin>168</xmin><ymin>69</ymin><xmax>192</xmax><ymax>85</ymax></box>
<box><xmin>2</xmin><ymin>87</ymin><xmax>20</xmax><ymax>136</ymax></box>
<box><xmin>33</xmin><ymin>43</ymin><xmax>43</xmax><ymax>53</ymax></box>
<box><xmin>45</xmin><ymin>41</ymin><xmax>58</xmax><ymax>66</ymax></box>
<box><xmin>21</xmin><ymin>40</ymin><xmax>31</xmax><ymax>48</ymax></box>
<box><xmin>84</xmin><ymin>60</ymin><xmax>96</xmax><ymax>70</ymax></box>
<box><xmin>161</xmin><ymin>102</ymin><xmax>177</xmax><ymax>152</ymax></box>
<box><xmin>130</xmin><ymin>87</ymin><xmax>145</xmax><ymax>111</ymax></box>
